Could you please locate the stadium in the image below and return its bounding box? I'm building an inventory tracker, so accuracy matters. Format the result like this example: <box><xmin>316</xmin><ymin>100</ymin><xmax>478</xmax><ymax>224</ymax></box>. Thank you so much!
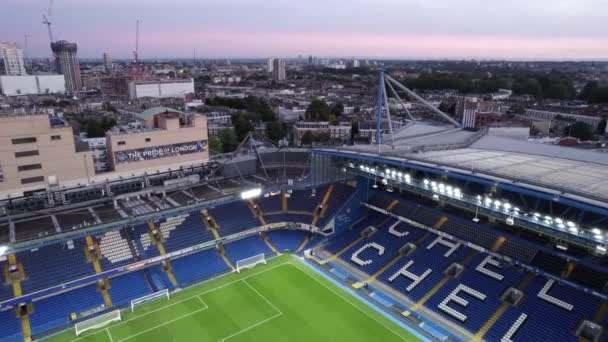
<box><xmin>1</xmin><ymin>77</ymin><xmax>608</xmax><ymax>342</ymax></box>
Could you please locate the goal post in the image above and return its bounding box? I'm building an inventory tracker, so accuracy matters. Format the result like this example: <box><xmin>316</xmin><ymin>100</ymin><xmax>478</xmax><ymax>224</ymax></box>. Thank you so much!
<box><xmin>74</xmin><ymin>310</ymin><xmax>121</xmax><ymax>336</ymax></box>
<box><xmin>130</xmin><ymin>289</ymin><xmax>170</xmax><ymax>312</ymax></box>
<box><xmin>236</xmin><ymin>253</ymin><xmax>267</xmax><ymax>273</ymax></box>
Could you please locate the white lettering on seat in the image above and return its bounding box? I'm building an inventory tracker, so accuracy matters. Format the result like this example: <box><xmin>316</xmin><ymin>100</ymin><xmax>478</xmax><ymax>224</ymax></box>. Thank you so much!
<box><xmin>387</xmin><ymin>260</ymin><xmax>432</xmax><ymax>292</ymax></box>
<box><xmin>388</xmin><ymin>221</ymin><xmax>409</xmax><ymax>238</ymax></box>
<box><xmin>427</xmin><ymin>236</ymin><xmax>461</xmax><ymax>257</ymax></box>
<box><xmin>537</xmin><ymin>279</ymin><xmax>573</xmax><ymax>311</ymax></box>
<box><xmin>438</xmin><ymin>284</ymin><xmax>487</xmax><ymax>322</ymax></box>
<box><xmin>501</xmin><ymin>313</ymin><xmax>527</xmax><ymax>342</ymax></box>
<box><xmin>351</xmin><ymin>243</ymin><xmax>385</xmax><ymax>266</ymax></box>
<box><xmin>475</xmin><ymin>255</ymin><xmax>504</xmax><ymax>281</ymax></box>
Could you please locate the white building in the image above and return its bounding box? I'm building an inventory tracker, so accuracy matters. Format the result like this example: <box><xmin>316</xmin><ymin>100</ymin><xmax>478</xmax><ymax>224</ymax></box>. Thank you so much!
<box><xmin>272</xmin><ymin>59</ymin><xmax>286</xmax><ymax>81</ymax></box>
<box><xmin>128</xmin><ymin>79</ymin><xmax>194</xmax><ymax>99</ymax></box>
<box><xmin>267</xmin><ymin>57</ymin><xmax>275</xmax><ymax>73</ymax></box>
<box><xmin>0</xmin><ymin>42</ymin><xmax>27</xmax><ymax>76</ymax></box>
<box><xmin>0</xmin><ymin>75</ymin><xmax>66</xmax><ymax>96</ymax></box>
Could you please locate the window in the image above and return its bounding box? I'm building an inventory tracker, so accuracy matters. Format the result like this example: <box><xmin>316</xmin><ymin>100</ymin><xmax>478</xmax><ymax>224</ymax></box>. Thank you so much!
<box><xmin>145</xmin><ymin>138</ymin><xmax>151</xmax><ymax>142</ymax></box>
<box><xmin>12</xmin><ymin>137</ymin><xmax>37</xmax><ymax>144</ymax></box>
<box><xmin>51</xmin><ymin>135</ymin><xmax>61</xmax><ymax>141</ymax></box>
<box><xmin>17</xmin><ymin>164</ymin><xmax>42</xmax><ymax>172</ymax></box>
<box><xmin>21</xmin><ymin>176</ymin><xmax>44</xmax><ymax>184</ymax></box>
<box><xmin>14</xmin><ymin>150</ymin><xmax>39</xmax><ymax>158</ymax></box>
<box><xmin>117</xmin><ymin>141</ymin><xmax>126</xmax><ymax>146</ymax></box>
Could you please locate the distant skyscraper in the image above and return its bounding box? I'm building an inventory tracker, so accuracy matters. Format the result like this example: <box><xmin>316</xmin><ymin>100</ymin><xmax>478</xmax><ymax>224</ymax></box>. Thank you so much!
<box><xmin>103</xmin><ymin>52</ymin><xmax>113</xmax><ymax>73</ymax></box>
<box><xmin>272</xmin><ymin>59</ymin><xmax>286</xmax><ymax>82</ymax></box>
<box><xmin>267</xmin><ymin>57</ymin><xmax>275</xmax><ymax>73</ymax></box>
<box><xmin>51</xmin><ymin>40</ymin><xmax>82</xmax><ymax>92</ymax></box>
<box><xmin>0</xmin><ymin>42</ymin><xmax>27</xmax><ymax>75</ymax></box>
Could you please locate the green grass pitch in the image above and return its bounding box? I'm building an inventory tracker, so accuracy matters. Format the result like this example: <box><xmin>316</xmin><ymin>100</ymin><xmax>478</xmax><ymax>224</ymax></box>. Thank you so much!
<box><xmin>45</xmin><ymin>255</ymin><xmax>420</xmax><ymax>342</ymax></box>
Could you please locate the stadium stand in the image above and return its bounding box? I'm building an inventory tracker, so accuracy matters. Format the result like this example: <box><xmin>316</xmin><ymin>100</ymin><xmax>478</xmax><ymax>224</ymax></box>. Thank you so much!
<box><xmin>267</xmin><ymin>230</ymin><xmax>308</xmax><ymax>252</ymax></box>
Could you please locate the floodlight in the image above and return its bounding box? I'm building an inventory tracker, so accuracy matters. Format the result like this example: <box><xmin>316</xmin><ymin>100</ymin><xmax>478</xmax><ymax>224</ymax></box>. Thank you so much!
<box><xmin>569</xmin><ymin>227</ymin><xmax>578</xmax><ymax>233</ymax></box>
<box><xmin>597</xmin><ymin>245</ymin><xmax>607</xmax><ymax>253</ymax></box>
<box><xmin>494</xmin><ymin>200</ymin><xmax>501</xmax><ymax>207</ymax></box>
<box><xmin>241</xmin><ymin>188</ymin><xmax>262</xmax><ymax>199</ymax></box>
<box><xmin>533</xmin><ymin>212</ymin><xmax>541</xmax><ymax>217</ymax></box>
<box><xmin>0</xmin><ymin>245</ymin><xmax>8</xmax><ymax>256</ymax></box>
<box><xmin>431</xmin><ymin>181</ymin><xmax>437</xmax><ymax>187</ymax></box>
<box><xmin>555</xmin><ymin>218</ymin><xmax>563</xmax><ymax>224</ymax></box>
<box><xmin>359</xmin><ymin>165</ymin><xmax>364</xmax><ymax>170</ymax></box>
<box><xmin>567</xmin><ymin>221</ymin><xmax>576</xmax><ymax>228</ymax></box>
<box><xmin>591</xmin><ymin>228</ymin><xmax>601</xmax><ymax>234</ymax></box>
<box><xmin>423</xmin><ymin>179</ymin><xmax>429</xmax><ymax>185</ymax></box>
<box><xmin>438</xmin><ymin>183</ymin><xmax>445</xmax><ymax>189</ymax></box>
<box><xmin>513</xmin><ymin>207</ymin><xmax>520</xmax><ymax>212</ymax></box>
<box><xmin>557</xmin><ymin>223</ymin><xmax>565</xmax><ymax>229</ymax></box>
<box><xmin>432</xmin><ymin>194</ymin><xmax>439</xmax><ymax>200</ymax></box>
<box><xmin>594</xmin><ymin>234</ymin><xmax>603</xmax><ymax>241</ymax></box>
<box><xmin>397</xmin><ymin>172</ymin><xmax>403</xmax><ymax>178</ymax></box>
<box><xmin>385</xmin><ymin>168</ymin><xmax>390</xmax><ymax>174</ymax></box>
<box><xmin>503</xmin><ymin>203</ymin><xmax>511</xmax><ymax>210</ymax></box>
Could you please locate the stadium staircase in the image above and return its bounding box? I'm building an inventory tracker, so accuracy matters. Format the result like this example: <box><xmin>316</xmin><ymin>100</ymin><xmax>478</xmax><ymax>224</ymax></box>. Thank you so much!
<box><xmin>312</xmin><ymin>184</ymin><xmax>334</xmax><ymax>226</ymax></box>
<box><xmin>282</xmin><ymin>191</ymin><xmax>288</xmax><ymax>211</ymax></box>
<box><xmin>7</xmin><ymin>254</ymin><xmax>31</xmax><ymax>342</ymax></box>
<box><xmin>84</xmin><ymin>236</ymin><xmax>113</xmax><ymax>308</ymax></box>
<box><xmin>201</xmin><ymin>209</ymin><xmax>221</xmax><ymax>240</ymax></box>
<box><xmin>296</xmin><ymin>233</ymin><xmax>311</xmax><ymax>252</ymax></box>
<box><xmin>146</xmin><ymin>222</ymin><xmax>178</xmax><ymax>286</ymax></box>
<box><xmin>216</xmin><ymin>243</ymin><xmax>236</xmax><ymax>271</ymax></box>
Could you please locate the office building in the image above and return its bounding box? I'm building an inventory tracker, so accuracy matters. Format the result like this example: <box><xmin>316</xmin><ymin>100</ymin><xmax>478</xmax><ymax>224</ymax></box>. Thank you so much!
<box><xmin>0</xmin><ymin>42</ymin><xmax>27</xmax><ymax>76</ymax></box>
<box><xmin>272</xmin><ymin>58</ymin><xmax>286</xmax><ymax>82</ymax></box>
<box><xmin>106</xmin><ymin>108</ymin><xmax>208</xmax><ymax>173</ymax></box>
<box><xmin>103</xmin><ymin>52</ymin><xmax>112</xmax><ymax>73</ymax></box>
<box><xmin>51</xmin><ymin>40</ymin><xmax>82</xmax><ymax>92</ymax></box>
<box><xmin>0</xmin><ymin>114</ymin><xmax>95</xmax><ymax>195</ymax></box>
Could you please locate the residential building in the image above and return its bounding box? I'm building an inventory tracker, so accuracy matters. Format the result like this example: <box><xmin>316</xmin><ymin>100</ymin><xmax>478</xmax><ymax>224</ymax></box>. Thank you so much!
<box><xmin>103</xmin><ymin>52</ymin><xmax>112</xmax><ymax>73</ymax></box>
<box><xmin>267</xmin><ymin>57</ymin><xmax>275</xmax><ymax>73</ymax></box>
<box><xmin>51</xmin><ymin>40</ymin><xmax>82</xmax><ymax>92</ymax></box>
<box><xmin>272</xmin><ymin>59</ymin><xmax>286</xmax><ymax>82</ymax></box>
<box><xmin>293</xmin><ymin>121</ymin><xmax>351</xmax><ymax>145</ymax></box>
<box><xmin>0</xmin><ymin>42</ymin><xmax>27</xmax><ymax>76</ymax></box>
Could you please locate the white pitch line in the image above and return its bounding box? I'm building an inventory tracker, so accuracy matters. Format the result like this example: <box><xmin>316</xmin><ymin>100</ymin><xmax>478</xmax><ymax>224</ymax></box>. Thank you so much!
<box><xmin>217</xmin><ymin>280</ymin><xmax>284</xmax><ymax>342</ymax></box>
<box><xmin>117</xmin><ymin>306</ymin><xmax>209</xmax><ymax>342</ymax></box>
<box><xmin>69</xmin><ymin>262</ymin><xmax>292</xmax><ymax>342</ymax></box>
<box><xmin>289</xmin><ymin>263</ymin><xmax>412</xmax><ymax>342</ymax></box>
<box><xmin>106</xmin><ymin>328</ymin><xmax>114</xmax><ymax>342</ymax></box>
<box><xmin>218</xmin><ymin>312</ymin><xmax>282</xmax><ymax>342</ymax></box>
<box><xmin>243</xmin><ymin>280</ymin><xmax>282</xmax><ymax>315</ymax></box>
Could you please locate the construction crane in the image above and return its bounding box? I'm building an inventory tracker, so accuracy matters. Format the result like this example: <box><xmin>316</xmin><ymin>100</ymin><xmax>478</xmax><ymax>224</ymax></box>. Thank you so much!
<box><xmin>42</xmin><ymin>0</ymin><xmax>54</xmax><ymax>43</ymax></box>
<box><xmin>130</xmin><ymin>20</ymin><xmax>145</xmax><ymax>80</ymax></box>
<box><xmin>133</xmin><ymin>19</ymin><xmax>140</xmax><ymax>64</ymax></box>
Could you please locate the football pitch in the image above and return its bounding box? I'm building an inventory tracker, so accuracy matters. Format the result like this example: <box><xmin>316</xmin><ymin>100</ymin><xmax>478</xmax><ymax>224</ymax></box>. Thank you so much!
<box><xmin>45</xmin><ymin>255</ymin><xmax>419</xmax><ymax>342</ymax></box>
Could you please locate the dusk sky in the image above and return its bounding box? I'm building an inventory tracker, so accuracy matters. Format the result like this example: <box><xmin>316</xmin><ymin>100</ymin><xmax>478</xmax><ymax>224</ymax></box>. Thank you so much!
<box><xmin>3</xmin><ymin>0</ymin><xmax>608</xmax><ymax>60</ymax></box>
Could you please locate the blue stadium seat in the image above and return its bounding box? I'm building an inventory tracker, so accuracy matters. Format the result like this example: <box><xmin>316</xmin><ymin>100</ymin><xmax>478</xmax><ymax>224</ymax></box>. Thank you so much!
<box><xmin>225</xmin><ymin>236</ymin><xmax>273</xmax><ymax>263</ymax></box>
<box><xmin>171</xmin><ymin>249</ymin><xmax>230</xmax><ymax>285</ymax></box>
<box><xmin>267</xmin><ymin>230</ymin><xmax>307</xmax><ymax>251</ymax></box>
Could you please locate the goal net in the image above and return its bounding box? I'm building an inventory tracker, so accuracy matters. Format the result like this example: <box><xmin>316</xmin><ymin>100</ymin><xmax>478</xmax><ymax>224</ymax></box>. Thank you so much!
<box><xmin>236</xmin><ymin>253</ymin><xmax>267</xmax><ymax>273</ymax></box>
<box><xmin>130</xmin><ymin>289</ymin><xmax>170</xmax><ymax>312</ymax></box>
<box><xmin>75</xmin><ymin>310</ymin><xmax>121</xmax><ymax>336</ymax></box>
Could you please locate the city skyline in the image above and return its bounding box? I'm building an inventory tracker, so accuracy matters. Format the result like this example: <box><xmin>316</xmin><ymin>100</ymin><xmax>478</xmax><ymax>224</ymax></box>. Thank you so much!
<box><xmin>2</xmin><ymin>0</ymin><xmax>608</xmax><ymax>60</ymax></box>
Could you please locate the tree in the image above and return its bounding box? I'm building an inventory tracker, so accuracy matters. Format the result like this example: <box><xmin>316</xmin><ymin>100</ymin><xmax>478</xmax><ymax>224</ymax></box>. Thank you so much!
<box><xmin>580</xmin><ymin>81</ymin><xmax>599</xmax><ymax>101</ymax></box>
<box><xmin>208</xmin><ymin>136</ymin><xmax>223</xmax><ymax>153</ymax></box>
<box><xmin>564</xmin><ymin>122</ymin><xmax>594</xmax><ymax>141</ymax></box>
<box><xmin>350</xmin><ymin>120</ymin><xmax>360</xmax><ymax>143</ymax></box>
<box><xmin>305</xmin><ymin>98</ymin><xmax>331</xmax><ymax>121</ymax></box>
<box><xmin>232</xmin><ymin>112</ymin><xmax>255</xmax><ymax>141</ymax></box>
<box><xmin>330</xmin><ymin>102</ymin><xmax>344</xmax><ymax>117</ymax></box>
<box><xmin>219</xmin><ymin>129</ymin><xmax>238</xmax><ymax>152</ymax></box>
<box><xmin>315</xmin><ymin>132</ymin><xmax>331</xmax><ymax>143</ymax></box>
<box><xmin>597</xmin><ymin>117</ymin><xmax>607</xmax><ymax>134</ymax></box>
<box><xmin>510</xmin><ymin>103</ymin><xmax>526</xmax><ymax>115</ymax></box>
<box><xmin>265</xmin><ymin>121</ymin><xmax>286</xmax><ymax>142</ymax></box>
<box><xmin>301</xmin><ymin>131</ymin><xmax>314</xmax><ymax>146</ymax></box>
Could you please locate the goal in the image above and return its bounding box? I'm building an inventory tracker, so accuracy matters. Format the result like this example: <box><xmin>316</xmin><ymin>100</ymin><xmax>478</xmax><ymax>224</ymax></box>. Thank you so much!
<box><xmin>236</xmin><ymin>253</ymin><xmax>267</xmax><ymax>273</ymax></box>
<box><xmin>130</xmin><ymin>289</ymin><xmax>170</xmax><ymax>312</ymax></box>
<box><xmin>75</xmin><ymin>310</ymin><xmax>121</xmax><ymax>336</ymax></box>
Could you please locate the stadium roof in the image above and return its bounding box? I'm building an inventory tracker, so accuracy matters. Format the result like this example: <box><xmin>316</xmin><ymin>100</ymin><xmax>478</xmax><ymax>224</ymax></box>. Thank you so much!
<box><xmin>327</xmin><ymin>122</ymin><xmax>608</xmax><ymax>208</ymax></box>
